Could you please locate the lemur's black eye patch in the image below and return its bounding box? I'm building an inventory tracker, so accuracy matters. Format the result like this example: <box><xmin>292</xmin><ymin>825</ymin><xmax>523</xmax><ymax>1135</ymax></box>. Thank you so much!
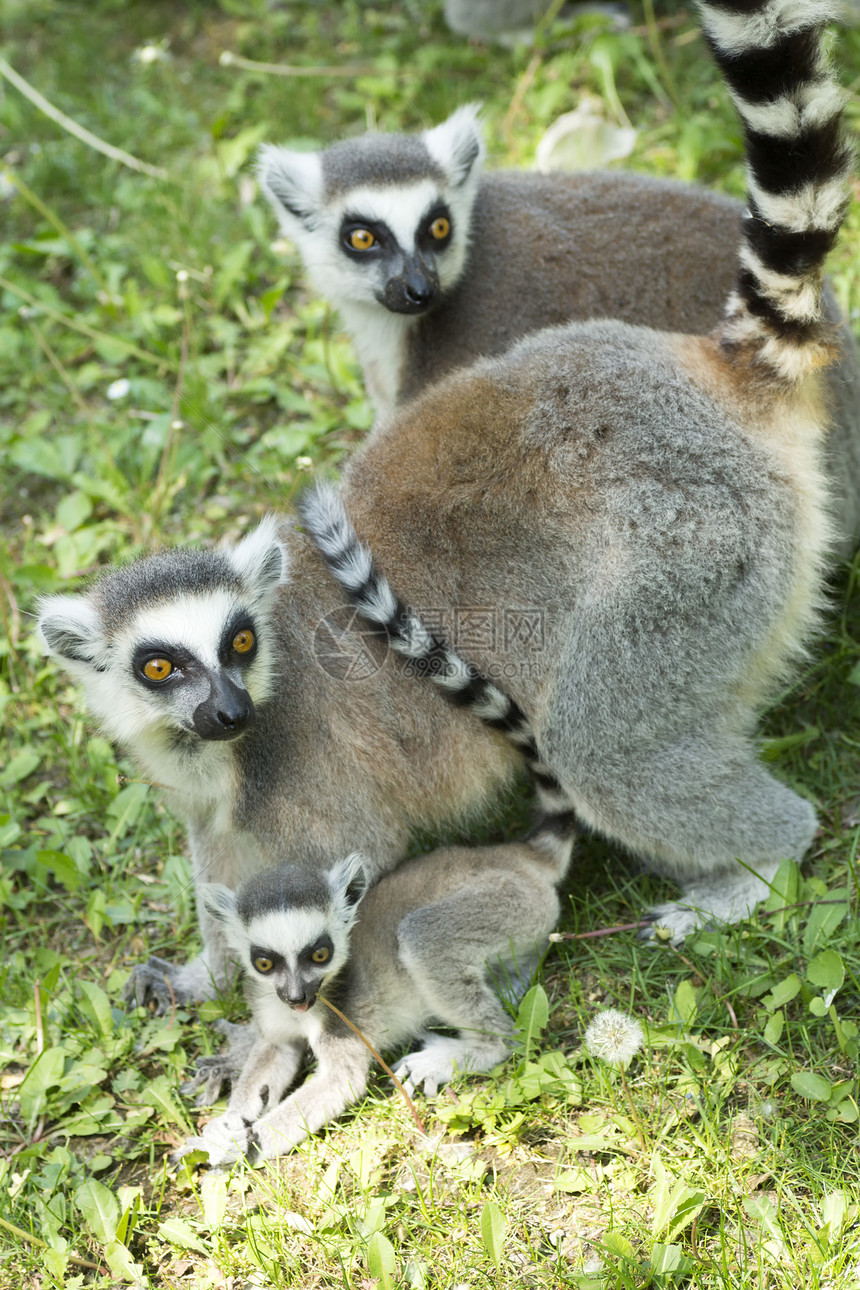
<box><xmin>419</xmin><ymin>203</ymin><xmax>453</xmax><ymax>251</ymax></box>
<box><xmin>133</xmin><ymin>642</ymin><xmax>196</xmax><ymax>689</ymax></box>
<box><xmin>220</xmin><ymin>612</ymin><xmax>258</xmax><ymax>666</ymax></box>
<box><xmin>341</xmin><ymin>217</ymin><xmax>391</xmax><ymax>258</ymax></box>
<box><xmin>301</xmin><ymin>934</ymin><xmax>334</xmax><ymax>968</ymax></box>
<box><xmin>251</xmin><ymin>945</ymin><xmax>283</xmax><ymax>975</ymax></box>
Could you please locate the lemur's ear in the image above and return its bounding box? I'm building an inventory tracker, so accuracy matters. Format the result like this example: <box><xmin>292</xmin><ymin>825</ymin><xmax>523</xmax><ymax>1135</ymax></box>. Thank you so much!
<box><xmin>201</xmin><ymin>883</ymin><xmax>238</xmax><ymax>922</ymax></box>
<box><xmin>256</xmin><ymin>145</ymin><xmax>324</xmax><ymax>230</ymax></box>
<box><xmin>37</xmin><ymin>594</ymin><xmax>106</xmax><ymax>670</ymax></box>
<box><xmin>200</xmin><ymin>883</ymin><xmax>248</xmax><ymax>954</ymax></box>
<box><xmin>423</xmin><ymin>104</ymin><xmax>485</xmax><ymax>188</ymax></box>
<box><xmin>228</xmin><ymin>515</ymin><xmax>290</xmax><ymax>599</ymax></box>
<box><xmin>327</xmin><ymin>852</ymin><xmax>369</xmax><ymax>914</ymax></box>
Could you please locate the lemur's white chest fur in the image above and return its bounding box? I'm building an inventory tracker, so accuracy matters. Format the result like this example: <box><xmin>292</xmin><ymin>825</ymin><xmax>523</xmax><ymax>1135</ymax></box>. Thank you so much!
<box><xmin>336</xmin><ymin>301</ymin><xmax>414</xmax><ymax>413</ymax></box>
<box><xmin>253</xmin><ymin>989</ymin><xmax>327</xmax><ymax>1048</ymax></box>
<box><xmin>257</xmin><ymin>112</ymin><xmax>483</xmax><ymax>415</ymax></box>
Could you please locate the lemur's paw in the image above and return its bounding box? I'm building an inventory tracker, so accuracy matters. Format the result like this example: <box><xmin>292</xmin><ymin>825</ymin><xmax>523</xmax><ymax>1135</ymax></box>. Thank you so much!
<box><xmin>181</xmin><ymin>1056</ymin><xmax>235</xmax><ymax>1106</ymax></box>
<box><xmin>181</xmin><ymin>1022</ymin><xmax>257</xmax><ymax>1105</ymax></box>
<box><xmin>640</xmin><ymin>874</ymin><xmax>773</xmax><ymax>945</ymax></box>
<box><xmin>173</xmin><ymin>1111</ymin><xmax>260</xmax><ymax>1169</ymax></box>
<box><xmin>394</xmin><ymin>1039</ymin><xmax>464</xmax><ymax>1098</ymax></box>
<box><xmin>122</xmin><ymin>956</ymin><xmax>189</xmax><ymax>1014</ymax></box>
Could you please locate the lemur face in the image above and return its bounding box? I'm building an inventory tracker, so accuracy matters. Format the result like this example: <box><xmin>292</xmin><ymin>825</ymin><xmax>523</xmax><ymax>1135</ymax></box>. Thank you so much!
<box><xmin>243</xmin><ymin>907</ymin><xmax>339</xmax><ymax>1011</ymax></box>
<box><xmin>337</xmin><ymin>183</ymin><xmax>454</xmax><ymax>315</ymax></box>
<box><xmin>203</xmin><ymin>855</ymin><xmax>368</xmax><ymax>1013</ymax></box>
<box><xmin>257</xmin><ymin>105</ymin><xmax>485</xmax><ymax>317</ymax></box>
<box><xmin>107</xmin><ymin>590</ymin><xmax>261</xmax><ymax>744</ymax></box>
<box><xmin>37</xmin><ymin>518</ymin><xmax>288</xmax><ymax>752</ymax></box>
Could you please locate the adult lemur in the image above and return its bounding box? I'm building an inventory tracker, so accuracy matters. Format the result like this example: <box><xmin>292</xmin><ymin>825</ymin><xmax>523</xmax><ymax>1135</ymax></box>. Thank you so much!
<box><xmin>179</xmin><ymin>816</ymin><xmax>574</xmax><ymax>1164</ymax></box>
<box><xmin>258</xmin><ymin>89</ymin><xmax>860</xmax><ymax>558</ymax></box>
<box><xmin>40</xmin><ymin>0</ymin><xmax>851</xmax><ymax>1017</ymax></box>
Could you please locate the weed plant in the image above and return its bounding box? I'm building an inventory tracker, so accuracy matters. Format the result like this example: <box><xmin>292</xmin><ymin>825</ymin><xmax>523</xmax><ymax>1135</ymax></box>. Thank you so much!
<box><xmin>0</xmin><ymin>2</ymin><xmax>859</xmax><ymax>1286</ymax></box>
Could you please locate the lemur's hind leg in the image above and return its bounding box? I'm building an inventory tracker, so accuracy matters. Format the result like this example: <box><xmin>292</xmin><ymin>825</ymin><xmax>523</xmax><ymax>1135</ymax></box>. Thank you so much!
<box><xmin>392</xmin><ymin>882</ymin><xmax>551</xmax><ymax>1095</ymax></box>
<box><xmin>554</xmin><ymin>730</ymin><xmax>816</xmax><ymax>944</ymax></box>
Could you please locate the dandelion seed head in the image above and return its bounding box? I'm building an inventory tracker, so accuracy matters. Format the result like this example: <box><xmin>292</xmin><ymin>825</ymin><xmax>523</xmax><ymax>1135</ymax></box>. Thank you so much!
<box><xmin>584</xmin><ymin>1008</ymin><xmax>644</xmax><ymax>1065</ymax></box>
<box><xmin>132</xmin><ymin>40</ymin><xmax>171</xmax><ymax>65</ymax></box>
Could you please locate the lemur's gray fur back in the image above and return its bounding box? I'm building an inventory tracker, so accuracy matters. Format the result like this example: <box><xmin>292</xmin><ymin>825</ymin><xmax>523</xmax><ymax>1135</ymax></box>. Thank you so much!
<box><xmin>257</xmin><ymin>12</ymin><xmax>860</xmax><ymax>556</ymax></box>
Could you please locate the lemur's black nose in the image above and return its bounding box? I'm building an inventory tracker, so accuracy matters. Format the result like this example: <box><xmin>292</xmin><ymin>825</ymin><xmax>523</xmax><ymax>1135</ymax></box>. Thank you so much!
<box><xmin>382</xmin><ymin>254</ymin><xmax>439</xmax><ymax>315</ymax></box>
<box><xmin>404</xmin><ymin>280</ymin><xmax>434</xmax><ymax>306</ymax></box>
<box><xmin>193</xmin><ymin>673</ymin><xmax>255</xmax><ymax>741</ymax></box>
<box><xmin>277</xmin><ymin>982</ymin><xmax>315</xmax><ymax>1010</ymax></box>
<box><xmin>215</xmin><ymin>702</ymin><xmax>250</xmax><ymax>732</ymax></box>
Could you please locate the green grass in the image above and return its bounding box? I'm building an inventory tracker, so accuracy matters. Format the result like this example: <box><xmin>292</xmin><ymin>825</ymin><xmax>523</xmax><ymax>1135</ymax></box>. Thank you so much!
<box><xmin>1</xmin><ymin>1</ymin><xmax>859</xmax><ymax>1285</ymax></box>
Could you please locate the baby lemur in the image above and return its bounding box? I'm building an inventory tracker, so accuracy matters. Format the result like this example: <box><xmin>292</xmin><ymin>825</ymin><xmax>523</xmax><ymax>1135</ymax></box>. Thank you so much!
<box><xmin>39</xmin><ymin>0</ymin><xmax>851</xmax><ymax>1016</ymax></box>
<box><xmin>180</xmin><ymin>816</ymin><xmax>573</xmax><ymax>1165</ymax></box>
<box><xmin>258</xmin><ymin>89</ymin><xmax>860</xmax><ymax>557</ymax></box>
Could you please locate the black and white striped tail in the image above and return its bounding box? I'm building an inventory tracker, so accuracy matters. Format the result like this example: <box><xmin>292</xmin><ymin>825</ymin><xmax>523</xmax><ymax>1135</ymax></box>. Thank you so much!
<box><xmin>300</xmin><ymin>483</ymin><xmax>570</xmax><ymax>817</ymax></box>
<box><xmin>699</xmin><ymin>0</ymin><xmax>852</xmax><ymax>382</ymax></box>
<box><xmin>525</xmin><ymin>810</ymin><xmax>578</xmax><ymax>884</ymax></box>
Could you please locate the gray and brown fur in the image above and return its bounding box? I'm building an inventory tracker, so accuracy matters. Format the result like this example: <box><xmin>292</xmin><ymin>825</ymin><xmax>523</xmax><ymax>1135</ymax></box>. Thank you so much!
<box><xmin>258</xmin><ymin>62</ymin><xmax>860</xmax><ymax>557</ymax></box>
<box><xmin>37</xmin><ymin>518</ymin><xmax>537</xmax><ymax>1016</ymax></box>
<box><xmin>305</xmin><ymin>0</ymin><xmax>851</xmax><ymax>940</ymax></box>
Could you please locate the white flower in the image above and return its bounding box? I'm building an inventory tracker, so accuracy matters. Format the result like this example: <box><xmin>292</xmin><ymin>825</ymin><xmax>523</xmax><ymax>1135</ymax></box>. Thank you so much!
<box><xmin>106</xmin><ymin>378</ymin><xmax>130</xmax><ymax>400</ymax></box>
<box><xmin>132</xmin><ymin>40</ymin><xmax>171</xmax><ymax>65</ymax></box>
<box><xmin>584</xmin><ymin>1009</ymin><xmax>644</xmax><ymax>1065</ymax></box>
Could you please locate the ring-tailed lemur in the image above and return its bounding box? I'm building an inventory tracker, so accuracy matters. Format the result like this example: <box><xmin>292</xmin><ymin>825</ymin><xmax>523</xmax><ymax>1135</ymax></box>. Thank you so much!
<box><xmin>39</xmin><ymin>0</ymin><xmax>851</xmax><ymax>1016</ymax></box>
<box><xmin>258</xmin><ymin>95</ymin><xmax>860</xmax><ymax>559</ymax></box>
<box><xmin>37</xmin><ymin>517</ymin><xmax>561</xmax><ymax>1018</ymax></box>
<box><xmin>178</xmin><ymin>816</ymin><xmax>574</xmax><ymax>1165</ymax></box>
<box><xmin>304</xmin><ymin>0</ymin><xmax>850</xmax><ymax>940</ymax></box>
<box><xmin>257</xmin><ymin>67</ymin><xmax>860</xmax><ymax>558</ymax></box>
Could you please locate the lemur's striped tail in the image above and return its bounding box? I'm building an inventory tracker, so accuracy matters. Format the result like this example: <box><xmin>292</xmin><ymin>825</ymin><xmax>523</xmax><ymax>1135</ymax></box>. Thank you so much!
<box><xmin>699</xmin><ymin>0</ymin><xmax>852</xmax><ymax>382</ymax></box>
<box><xmin>524</xmin><ymin>810</ymin><xmax>579</xmax><ymax>884</ymax></box>
<box><xmin>300</xmin><ymin>483</ymin><xmax>570</xmax><ymax>817</ymax></box>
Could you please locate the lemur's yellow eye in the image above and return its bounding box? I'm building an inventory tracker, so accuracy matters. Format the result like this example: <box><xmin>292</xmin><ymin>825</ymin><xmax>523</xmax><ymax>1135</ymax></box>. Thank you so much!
<box><xmin>233</xmin><ymin>628</ymin><xmax>255</xmax><ymax>655</ymax></box>
<box><xmin>253</xmin><ymin>955</ymin><xmax>274</xmax><ymax>973</ymax></box>
<box><xmin>311</xmin><ymin>947</ymin><xmax>330</xmax><ymax>964</ymax></box>
<box><xmin>429</xmin><ymin>216</ymin><xmax>450</xmax><ymax>240</ymax></box>
<box><xmin>143</xmin><ymin>657</ymin><xmax>173</xmax><ymax>682</ymax></box>
<box><xmin>349</xmin><ymin>228</ymin><xmax>376</xmax><ymax>251</ymax></box>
